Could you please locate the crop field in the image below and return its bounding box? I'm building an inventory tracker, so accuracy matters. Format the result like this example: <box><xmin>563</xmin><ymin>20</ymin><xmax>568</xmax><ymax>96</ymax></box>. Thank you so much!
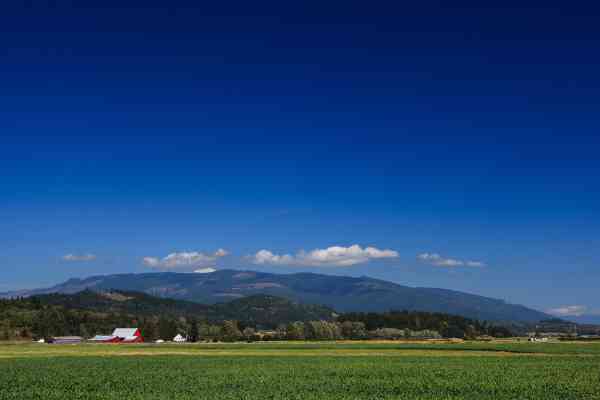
<box><xmin>1</xmin><ymin>341</ymin><xmax>600</xmax><ymax>399</ymax></box>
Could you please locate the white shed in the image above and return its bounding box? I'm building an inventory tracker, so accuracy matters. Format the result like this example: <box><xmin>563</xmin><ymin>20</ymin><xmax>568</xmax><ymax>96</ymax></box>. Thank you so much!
<box><xmin>173</xmin><ymin>334</ymin><xmax>187</xmax><ymax>343</ymax></box>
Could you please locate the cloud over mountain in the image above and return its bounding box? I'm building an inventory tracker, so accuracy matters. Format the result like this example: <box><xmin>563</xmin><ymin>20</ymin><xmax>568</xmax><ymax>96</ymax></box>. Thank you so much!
<box><xmin>143</xmin><ymin>249</ymin><xmax>228</xmax><ymax>270</ymax></box>
<box><xmin>250</xmin><ymin>245</ymin><xmax>398</xmax><ymax>267</ymax></box>
<box><xmin>62</xmin><ymin>254</ymin><xmax>96</xmax><ymax>262</ymax></box>
<box><xmin>417</xmin><ymin>253</ymin><xmax>485</xmax><ymax>268</ymax></box>
<box><xmin>194</xmin><ymin>267</ymin><xmax>217</xmax><ymax>274</ymax></box>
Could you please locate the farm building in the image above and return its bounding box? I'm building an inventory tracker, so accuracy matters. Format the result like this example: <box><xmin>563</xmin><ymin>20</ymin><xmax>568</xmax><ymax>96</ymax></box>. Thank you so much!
<box><xmin>113</xmin><ymin>328</ymin><xmax>144</xmax><ymax>343</ymax></box>
<box><xmin>89</xmin><ymin>335</ymin><xmax>121</xmax><ymax>343</ymax></box>
<box><xmin>89</xmin><ymin>328</ymin><xmax>143</xmax><ymax>343</ymax></box>
<box><xmin>173</xmin><ymin>334</ymin><xmax>187</xmax><ymax>343</ymax></box>
<box><xmin>49</xmin><ymin>336</ymin><xmax>83</xmax><ymax>344</ymax></box>
<box><xmin>528</xmin><ymin>337</ymin><xmax>548</xmax><ymax>342</ymax></box>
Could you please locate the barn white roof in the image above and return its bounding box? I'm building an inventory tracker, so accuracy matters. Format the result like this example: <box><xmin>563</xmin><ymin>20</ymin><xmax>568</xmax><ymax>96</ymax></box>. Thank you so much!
<box><xmin>112</xmin><ymin>328</ymin><xmax>138</xmax><ymax>338</ymax></box>
<box><xmin>89</xmin><ymin>335</ymin><xmax>116</xmax><ymax>341</ymax></box>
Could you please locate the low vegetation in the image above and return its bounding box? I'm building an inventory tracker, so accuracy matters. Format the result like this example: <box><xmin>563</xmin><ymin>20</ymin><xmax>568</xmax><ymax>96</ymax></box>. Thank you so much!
<box><xmin>1</xmin><ymin>342</ymin><xmax>600</xmax><ymax>399</ymax></box>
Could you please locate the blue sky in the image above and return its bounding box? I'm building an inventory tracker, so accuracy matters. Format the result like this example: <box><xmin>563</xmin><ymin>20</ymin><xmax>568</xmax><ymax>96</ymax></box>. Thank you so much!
<box><xmin>1</xmin><ymin>0</ymin><xmax>600</xmax><ymax>319</ymax></box>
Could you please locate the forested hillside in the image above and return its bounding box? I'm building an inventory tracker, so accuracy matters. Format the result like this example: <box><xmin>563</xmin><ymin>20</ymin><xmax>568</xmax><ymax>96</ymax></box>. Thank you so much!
<box><xmin>0</xmin><ymin>290</ymin><xmax>518</xmax><ymax>341</ymax></box>
<box><xmin>0</xmin><ymin>290</ymin><xmax>334</xmax><ymax>340</ymax></box>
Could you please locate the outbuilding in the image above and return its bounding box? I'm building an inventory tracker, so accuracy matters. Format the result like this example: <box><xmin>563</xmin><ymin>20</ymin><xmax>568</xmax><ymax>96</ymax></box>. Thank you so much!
<box><xmin>89</xmin><ymin>335</ymin><xmax>120</xmax><ymax>343</ymax></box>
<box><xmin>89</xmin><ymin>328</ymin><xmax>143</xmax><ymax>343</ymax></box>
<box><xmin>112</xmin><ymin>328</ymin><xmax>144</xmax><ymax>343</ymax></box>
<box><xmin>173</xmin><ymin>334</ymin><xmax>187</xmax><ymax>343</ymax></box>
<box><xmin>49</xmin><ymin>336</ymin><xmax>83</xmax><ymax>344</ymax></box>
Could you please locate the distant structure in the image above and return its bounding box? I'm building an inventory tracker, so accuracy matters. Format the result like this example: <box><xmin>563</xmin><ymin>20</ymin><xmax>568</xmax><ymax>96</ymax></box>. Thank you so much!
<box><xmin>528</xmin><ymin>337</ymin><xmax>548</xmax><ymax>342</ymax></box>
<box><xmin>113</xmin><ymin>328</ymin><xmax>144</xmax><ymax>343</ymax></box>
<box><xmin>89</xmin><ymin>328</ymin><xmax>143</xmax><ymax>343</ymax></box>
<box><xmin>49</xmin><ymin>336</ymin><xmax>83</xmax><ymax>344</ymax></box>
<box><xmin>173</xmin><ymin>334</ymin><xmax>187</xmax><ymax>343</ymax></box>
<box><xmin>89</xmin><ymin>335</ymin><xmax>120</xmax><ymax>343</ymax></box>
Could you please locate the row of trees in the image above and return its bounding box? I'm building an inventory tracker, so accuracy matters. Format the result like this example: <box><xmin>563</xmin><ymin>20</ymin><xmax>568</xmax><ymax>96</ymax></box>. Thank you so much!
<box><xmin>140</xmin><ymin>318</ymin><xmax>359</xmax><ymax>342</ymax></box>
<box><xmin>140</xmin><ymin>319</ymin><xmax>443</xmax><ymax>342</ymax></box>
<box><xmin>338</xmin><ymin>311</ymin><xmax>513</xmax><ymax>339</ymax></box>
<box><xmin>0</xmin><ymin>313</ymin><xmax>480</xmax><ymax>342</ymax></box>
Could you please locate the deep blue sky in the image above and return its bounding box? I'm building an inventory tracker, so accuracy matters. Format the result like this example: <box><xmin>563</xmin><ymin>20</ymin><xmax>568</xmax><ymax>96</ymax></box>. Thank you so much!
<box><xmin>1</xmin><ymin>0</ymin><xmax>599</xmax><ymax>318</ymax></box>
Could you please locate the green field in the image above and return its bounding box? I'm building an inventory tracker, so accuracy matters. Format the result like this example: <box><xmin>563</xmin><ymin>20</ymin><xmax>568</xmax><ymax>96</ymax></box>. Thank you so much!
<box><xmin>1</xmin><ymin>341</ymin><xmax>600</xmax><ymax>399</ymax></box>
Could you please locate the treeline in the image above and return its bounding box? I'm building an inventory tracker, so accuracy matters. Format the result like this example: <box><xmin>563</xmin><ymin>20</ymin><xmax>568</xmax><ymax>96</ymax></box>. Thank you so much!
<box><xmin>0</xmin><ymin>295</ymin><xmax>513</xmax><ymax>341</ymax></box>
<box><xmin>145</xmin><ymin>319</ymin><xmax>362</xmax><ymax>342</ymax></box>
<box><xmin>0</xmin><ymin>297</ymin><xmax>143</xmax><ymax>340</ymax></box>
<box><xmin>133</xmin><ymin>319</ymin><xmax>437</xmax><ymax>342</ymax></box>
<box><xmin>338</xmin><ymin>310</ymin><xmax>513</xmax><ymax>339</ymax></box>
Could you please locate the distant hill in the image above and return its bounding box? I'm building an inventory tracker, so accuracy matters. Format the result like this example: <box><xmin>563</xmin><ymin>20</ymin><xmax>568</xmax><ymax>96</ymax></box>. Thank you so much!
<box><xmin>1</xmin><ymin>269</ymin><xmax>551</xmax><ymax>323</ymax></box>
<box><xmin>27</xmin><ymin>290</ymin><xmax>335</xmax><ymax>327</ymax></box>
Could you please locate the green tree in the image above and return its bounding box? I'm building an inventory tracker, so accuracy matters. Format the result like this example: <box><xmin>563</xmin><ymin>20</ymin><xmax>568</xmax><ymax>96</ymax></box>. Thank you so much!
<box><xmin>341</xmin><ymin>321</ymin><xmax>366</xmax><ymax>339</ymax></box>
<box><xmin>140</xmin><ymin>317</ymin><xmax>158</xmax><ymax>341</ymax></box>
<box><xmin>242</xmin><ymin>327</ymin><xmax>256</xmax><ymax>341</ymax></box>
<box><xmin>442</xmin><ymin>325</ymin><xmax>465</xmax><ymax>339</ymax></box>
<box><xmin>286</xmin><ymin>322</ymin><xmax>305</xmax><ymax>340</ymax></box>
<box><xmin>158</xmin><ymin>317</ymin><xmax>178</xmax><ymax>340</ymax></box>
<box><xmin>222</xmin><ymin>320</ymin><xmax>241</xmax><ymax>342</ymax></box>
<box><xmin>0</xmin><ymin>321</ymin><xmax>12</xmax><ymax>341</ymax></box>
<box><xmin>79</xmin><ymin>323</ymin><xmax>89</xmax><ymax>339</ymax></box>
<box><xmin>189</xmin><ymin>319</ymin><xmax>199</xmax><ymax>343</ymax></box>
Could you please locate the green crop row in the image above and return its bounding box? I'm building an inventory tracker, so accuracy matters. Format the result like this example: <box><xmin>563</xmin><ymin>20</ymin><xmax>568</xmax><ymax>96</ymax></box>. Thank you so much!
<box><xmin>1</xmin><ymin>351</ymin><xmax>600</xmax><ymax>399</ymax></box>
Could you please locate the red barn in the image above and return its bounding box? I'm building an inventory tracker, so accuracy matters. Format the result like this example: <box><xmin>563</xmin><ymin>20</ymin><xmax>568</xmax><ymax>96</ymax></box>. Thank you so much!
<box><xmin>89</xmin><ymin>328</ymin><xmax>143</xmax><ymax>343</ymax></box>
<box><xmin>112</xmin><ymin>328</ymin><xmax>144</xmax><ymax>343</ymax></box>
<box><xmin>89</xmin><ymin>335</ymin><xmax>121</xmax><ymax>343</ymax></box>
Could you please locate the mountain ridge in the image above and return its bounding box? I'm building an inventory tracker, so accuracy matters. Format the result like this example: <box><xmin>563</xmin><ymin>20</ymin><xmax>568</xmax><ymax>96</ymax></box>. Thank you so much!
<box><xmin>1</xmin><ymin>269</ymin><xmax>551</xmax><ymax>323</ymax></box>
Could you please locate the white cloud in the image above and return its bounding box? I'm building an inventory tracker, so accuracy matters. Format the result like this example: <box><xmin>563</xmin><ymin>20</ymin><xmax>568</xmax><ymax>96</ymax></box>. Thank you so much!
<box><xmin>194</xmin><ymin>267</ymin><xmax>217</xmax><ymax>274</ymax></box>
<box><xmin>250</xmin><ymin>245</ymin><xmax>399</xmax><ymax>267</ymax></box>
<box><xmin>143</xmin><ymin>250</ymin><xmax>228</xmax><ymax>270</ymax></box>
<box><xmin>465</xmin><ymin>260</ymin><xmax>485</xmax><ymax>267</ymax></box>
<box><xmin>252</xmin><ymin>250</ymin><xmax>295</xmax><ymax>266</ymax></box>
<box><xmin>417</xmin><ymin>253</ymin><xmax>485</xmax><ymax>268</ymax></box>
<box><xmin>62</xmin><ymin>253</ymin><xmax>96</xmax><ymax>262</ymax></box>
<box><xmin>214</xmin><ymin>248</ymin><xmax>229</xmax><ymax>257</ymax></box>
<box><xmin>547</xmin><ymin>305</ymin><xmax>587</xmax><ymax>317</ymax></box>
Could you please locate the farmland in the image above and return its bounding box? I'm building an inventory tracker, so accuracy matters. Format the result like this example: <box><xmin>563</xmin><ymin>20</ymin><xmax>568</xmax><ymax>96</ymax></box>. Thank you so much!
<box><xmin>1</xmin><ymin>341</ymin><xmax>600</xmax><ymax>399</ymax></box>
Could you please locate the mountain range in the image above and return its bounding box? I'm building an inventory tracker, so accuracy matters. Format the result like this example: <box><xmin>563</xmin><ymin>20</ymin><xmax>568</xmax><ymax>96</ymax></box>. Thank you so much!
<box><xmin>1</xmin><ymin>269</ymin><xmax>551</xmax><ymax>323</ymax></box>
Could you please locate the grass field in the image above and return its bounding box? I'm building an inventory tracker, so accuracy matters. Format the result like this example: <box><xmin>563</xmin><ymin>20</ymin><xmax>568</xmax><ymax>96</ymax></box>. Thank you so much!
<box><xmin>1</xmin><ymin>341</ymin><xmax>600</xmax><ymax>399</ymax></box>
